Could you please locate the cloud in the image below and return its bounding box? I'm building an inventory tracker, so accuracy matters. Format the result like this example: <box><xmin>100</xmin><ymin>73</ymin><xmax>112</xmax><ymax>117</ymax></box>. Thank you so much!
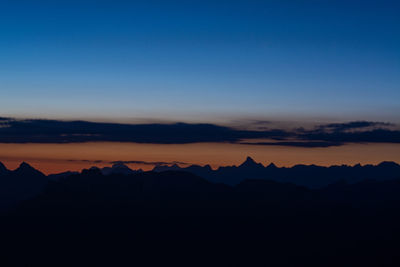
<box><xmin>111</xmin><ymin>160</ymin><xmax>189</xmax><ymax>166</ymax></box>
<box><xmin>0</xmin><ymin>118</ymin><xmax>292</xmax><ymax>144</ymax></box>
<box><xmin>0</xmin><ymin>117</ymin><xmax>12</xmax><ymax>128</ymax></box>
<box><xmin>299</xmin><ymin>129</ymin><xmax>400</xmax><ymax>144</ymax></box>
<box><xmin>239</xmin><ymin>141</ymin><xmax>343</xmax><ymax>148</ymax></box>
<box><xmin>66</xmin><ymin>159</ymin><xmax>189</xmax><ymax>166</ymax></box>
<box><xmin>0</xmin><ymin>117</ymin><xmax>12</xmax><ymax>121</ymax></box>
<box><xmin>0</xmin><ymin>118</ymin><xmax>398</xmax><ymax>147</ymax></box>
<box><xmin>315</xmin><ymin>121</ymin><xmax>395</xmax><ymax>132</ymax></box>
<box><xmin>66</xmin><ymin>159</ymin><xmax>106</xmax><ymax>164</ymax></box>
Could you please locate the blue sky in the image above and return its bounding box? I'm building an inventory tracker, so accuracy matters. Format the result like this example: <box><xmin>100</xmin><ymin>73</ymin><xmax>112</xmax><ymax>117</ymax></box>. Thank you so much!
<box><xmin>1</xmin><ymin>0</ymin><xmax>399</xmax><ymax>123</ymax></box>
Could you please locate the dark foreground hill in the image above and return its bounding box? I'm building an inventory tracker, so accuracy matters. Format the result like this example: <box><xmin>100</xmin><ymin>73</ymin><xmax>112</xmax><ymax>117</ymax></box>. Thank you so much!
<box><xmin>1</xmin><ymin>166</ymin><xmax>400</xmax><ymax>267</ymax></box>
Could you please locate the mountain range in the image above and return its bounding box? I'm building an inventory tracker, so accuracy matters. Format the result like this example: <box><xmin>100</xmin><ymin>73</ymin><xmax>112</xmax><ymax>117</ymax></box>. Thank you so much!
<box><xmin>1</xmin><ymin>157</ymin><xmax>400</xmax><ymax>211</ymax></box>
<box><xmin>1</xmin><ymin>159</ymin><xmax>400</xmax><ymax>266</ymax></box>
<box><xmin>2</xmin><ymin>158</ymin><xmax>400</xmax><ymax>266</ymax></box>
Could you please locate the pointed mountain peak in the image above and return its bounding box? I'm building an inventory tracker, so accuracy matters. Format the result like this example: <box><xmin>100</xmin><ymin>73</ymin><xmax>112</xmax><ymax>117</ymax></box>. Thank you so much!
<box><xmin>14</xmin><ymin>162</ymin><xmax>44</xmax><ymax>176</ymax></box>
<box><xmin>18</xmin><ymin>162</ymin><xmax>35</xmax><ymax>171</ymax></box>
<box><xmin>239</xmin><ymin>156</ymin><xmax>263</xmax><ymax>168</ymax></box>
<box><xmin>267</xmin><ymin>163</ymin><xmax>277</xmax><ymax>169</ymax></box>
<box><xmin>241</xmin><ymin>156</ymin><xmax>256</xmax><ymax>165</ymax></box>
<box><xmin>204</xmin><ymin>164</ymin><xmax>212</xmax><ymax>171</ymax></box>
<box><xmin>245</xmin><ymin>156</ymin><xmax>255</xmax><ymax>162</ymax></box>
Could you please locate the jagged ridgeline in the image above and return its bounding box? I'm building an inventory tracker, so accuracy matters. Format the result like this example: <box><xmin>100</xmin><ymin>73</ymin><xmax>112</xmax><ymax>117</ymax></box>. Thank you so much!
<box><xmin>1</xmin><ymin>157</ymin><xmax>400</xmax><ymax>211</ymax></box>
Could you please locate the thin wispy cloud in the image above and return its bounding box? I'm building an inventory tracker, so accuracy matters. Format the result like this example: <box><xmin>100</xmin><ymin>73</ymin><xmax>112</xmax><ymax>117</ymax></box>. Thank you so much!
<box><xmin>66</xmin><ymin>159</ymin><xmax>189</xmax><ymax>166</ymax></box>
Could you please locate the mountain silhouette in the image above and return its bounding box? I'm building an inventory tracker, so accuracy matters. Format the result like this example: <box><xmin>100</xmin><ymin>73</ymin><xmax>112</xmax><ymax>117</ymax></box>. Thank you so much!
<box><xmin>153</xmin><ymin>163</ymin><xmax>182</xmax><ymax>172</ymax></box>
<box><xmin>1</xmin><ymin>159</ymin><xmax>400</xmax><ymax>266</ymax></box>
<box><xmin>0</xmin><ymin>162</ymin><xmax>9</xmax><ymax>176</ymax></box>
<box><xmin>238</xmin><ymin>156</ymin><xmax>264</xmax><ymax>169</ymax></box>
<box><xmin>0</xmin><ymin>162</ymin><xmax>47</xmax><ymax>210</ymax></box>
<box><xmin>14</xmin><ymin>162</ymin><xmax>44</xmax><ymax>176</ymax></box>
<box><xmin>101</xmin><ymin>162</ymin><xmax>142</xmax><ymax>176</ymax></box>
<box><xmin>0</xmin><ymin>157</ymin><xmax>399</xmax><ymax>211</ymax></box>
<box><xmin>152</xmin><ymin>157</ymin><xmax>400</xmax><ymax>187</ymax></box>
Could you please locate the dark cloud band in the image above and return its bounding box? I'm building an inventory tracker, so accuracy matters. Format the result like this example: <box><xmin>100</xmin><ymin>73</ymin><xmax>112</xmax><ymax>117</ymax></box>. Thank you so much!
<box><xmin>0</xmin><ymin>118</ymin><xmax>398</xmax><ymax>147</ymax></box>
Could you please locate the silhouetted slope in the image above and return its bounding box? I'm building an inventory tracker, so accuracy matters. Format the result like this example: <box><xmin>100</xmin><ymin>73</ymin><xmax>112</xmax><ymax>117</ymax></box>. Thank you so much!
<box><xmin>0</xmin><ymin>162</ymin><xmax>9</xmax><ymax>176</ymax></box>
<box><xmin>48</xmin><ymin>171</ymin><xmax>79</xmax><ymax>180</ymax></box>
<box><xmin>0</xmin><ymin>162</ymin><xmax>48</xmax><ymax>210</ymax></box>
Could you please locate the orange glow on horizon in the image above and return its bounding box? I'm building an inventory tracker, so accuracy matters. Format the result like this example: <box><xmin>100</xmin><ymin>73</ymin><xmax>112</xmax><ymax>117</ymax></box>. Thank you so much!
<box><xmin>0</xmin><ymin>142</ymin><xmax>399</xmax><ymax>174</ymax></box>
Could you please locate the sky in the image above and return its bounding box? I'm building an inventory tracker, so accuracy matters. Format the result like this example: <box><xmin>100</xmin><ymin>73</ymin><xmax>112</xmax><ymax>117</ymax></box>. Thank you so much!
<box><xmin>1</xmin><ymin>1</ymin><xmax>400</xmax><ymax>172</ymax></box>
<box><xmin>1</xmin><ymin>0</ymin><xmax>399</xmax><ymax>122</ymax></box>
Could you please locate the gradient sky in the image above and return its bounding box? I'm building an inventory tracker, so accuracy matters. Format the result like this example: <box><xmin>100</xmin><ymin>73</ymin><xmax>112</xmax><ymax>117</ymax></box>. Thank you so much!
<box><xmin>1</xmin><ymin>0</ymin><xmax>400</xmax><ymax>122</ymax></box>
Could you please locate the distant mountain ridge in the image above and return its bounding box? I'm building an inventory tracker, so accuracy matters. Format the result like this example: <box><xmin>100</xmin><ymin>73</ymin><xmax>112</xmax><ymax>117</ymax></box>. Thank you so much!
<box><xmin>101</xmin><ymin>162</ymin><xmax>143</xmax><ymax>176</ymax></box>
<box><xmin>1</xmin><ymin>158</ymin><xmax>400</xmax><ymax>211</ymax></box>
<box><xmin>2</xmin><ymin>158</ymin><xmax>400</xmax><ymax>189</ymax></box>
<box><xmin>152</xmin><ymin>157</ymin><xmax>400</xmax><ymax>188</ymax></box>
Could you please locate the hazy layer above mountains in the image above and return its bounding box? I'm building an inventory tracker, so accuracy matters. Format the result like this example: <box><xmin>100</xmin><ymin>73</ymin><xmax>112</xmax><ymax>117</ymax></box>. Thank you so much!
<box><xmin>1</xmin><ymin>142</ymin><xmax>400</xmax><ymax>175</ymax></box>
